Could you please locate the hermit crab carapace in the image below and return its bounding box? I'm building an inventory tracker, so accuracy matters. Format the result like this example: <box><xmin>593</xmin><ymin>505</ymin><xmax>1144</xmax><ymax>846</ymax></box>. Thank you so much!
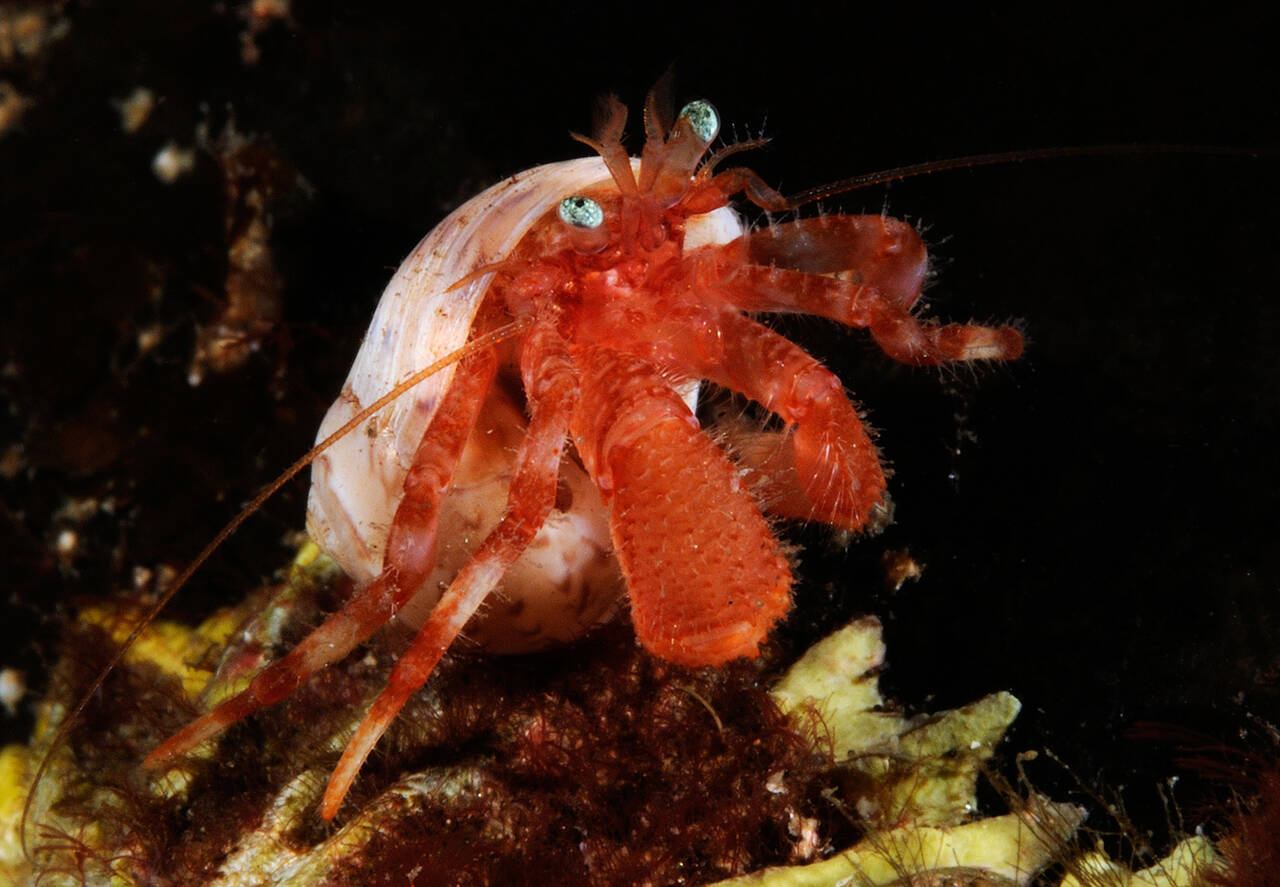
<box><xmin>143</xmin><ymin>89</ymin><xmax>1023</xmax><ymax>819</ymax></box>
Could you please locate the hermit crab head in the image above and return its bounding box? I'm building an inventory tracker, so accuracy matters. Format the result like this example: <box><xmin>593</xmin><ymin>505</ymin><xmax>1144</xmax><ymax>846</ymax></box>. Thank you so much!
<box><xmin>561</xmin><ymin>97</ymin><xmax>724</xmax><ymax>251</ymax></box>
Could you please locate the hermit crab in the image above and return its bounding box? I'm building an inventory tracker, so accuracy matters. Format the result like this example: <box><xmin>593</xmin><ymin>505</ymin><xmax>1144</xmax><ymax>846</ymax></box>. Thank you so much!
<box><xmin>141</xmin><ymin>88</ymin><xmax>1023</xmax><ymax>819</ymax></box>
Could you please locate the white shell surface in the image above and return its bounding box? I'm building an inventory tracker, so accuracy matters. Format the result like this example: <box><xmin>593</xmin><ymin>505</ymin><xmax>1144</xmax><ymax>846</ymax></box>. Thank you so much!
<box><xmin>306</xmin><ymin>156</ymin><xmax>745</xmax><ymax>641</ymax></box>
<box><xmin>306</xmin><ymin>156</ymin><xmax>622</xmax><ymax>584</ymax></box>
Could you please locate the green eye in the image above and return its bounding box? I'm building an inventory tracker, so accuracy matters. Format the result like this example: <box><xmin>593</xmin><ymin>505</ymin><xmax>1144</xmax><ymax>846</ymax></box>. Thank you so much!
<box><xmin>677</xmin><ymin>100</ymin><xmax>719</xmax><ymax>144</ymax></box>
<box><xmin>558</xmin><ymin>195</ymin><xmax>604</xmax><ymax>230</ymax></box>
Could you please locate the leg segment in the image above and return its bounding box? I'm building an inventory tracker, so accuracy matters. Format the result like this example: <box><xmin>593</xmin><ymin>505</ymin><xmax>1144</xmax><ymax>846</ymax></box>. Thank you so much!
<box><xmin>713</xmin><ymin>312</ymin><xmax>889</xmax><ymax>531</ymax></box>
<box><xmin>726</xmin><ymin>260</ymin><xmax>1022</xmax><ymax>364</ymax></box>
<box><xmin>590</xmin><ymin>309</ymin><xmax>888</xmax><ymax>532</ymax></box>
<box><xmin>708</xmin><ymin>215</ymin><xmax>1023</xmax><ymax>365</ymax></box>
<box><xmin>144</xmin><ymin>349</ymin><xmax>498</xmax><ymax>769</ymax></box>
<box><xmin>320</xmin><ymin>321</ymin><xmax>577</xmax><ymax>819</ymax></box>
<box><xmin>743</xmin><ymin>215</ymin><xmax>929</xmax><ymax>308</ymax></box>
<box><xmin>570</xmin><ymin>346</ymin><xmax>793</xmax><ymax>668</ymax></box>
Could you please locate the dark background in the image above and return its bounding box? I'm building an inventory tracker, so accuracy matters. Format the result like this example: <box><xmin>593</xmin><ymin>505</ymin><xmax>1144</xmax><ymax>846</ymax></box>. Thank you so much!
<box><xmin>2</xmin><ymin>1</ymin><xmax>1276</xmax><ymax>834</ymax></box>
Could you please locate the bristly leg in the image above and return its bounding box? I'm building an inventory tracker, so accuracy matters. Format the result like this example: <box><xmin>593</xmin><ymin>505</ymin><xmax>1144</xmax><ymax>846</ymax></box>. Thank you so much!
<box><xmin>321</xmin><ymin>320</ymin><xmax>578</xmax><ymax>818</ymax></box>
<box><xmin>144</xmin><ymin>348</ymin><xmax>499</xmax><ymax>770</ymax></box>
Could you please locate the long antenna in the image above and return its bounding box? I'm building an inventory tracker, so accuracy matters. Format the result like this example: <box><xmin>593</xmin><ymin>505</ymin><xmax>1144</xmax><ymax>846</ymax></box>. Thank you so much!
<box><xmin>19</xmin><ymin>316</ymin><xmax>531</xmax><ymax>860</ymax></box>
<box><xmin>783</xmin><ymin>144</ymin><xmax>1262</xmax><ymax>208</ymax></box>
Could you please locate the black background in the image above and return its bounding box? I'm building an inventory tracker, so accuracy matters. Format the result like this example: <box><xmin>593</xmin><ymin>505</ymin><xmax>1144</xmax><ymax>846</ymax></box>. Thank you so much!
<box><xmin>2</xmin><ymin>1</ymin><xmax>1276</xmax><ymax>833</ymax></box>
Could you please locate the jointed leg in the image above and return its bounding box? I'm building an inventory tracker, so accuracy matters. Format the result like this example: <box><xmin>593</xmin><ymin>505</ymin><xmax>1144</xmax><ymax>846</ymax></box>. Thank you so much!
<box><xmin>144</xmin><ymin>349</ymin><xmax>498</xmax><ymax>769</ymax></box>
<box><xmin>728</xmin><ymin>262</ymin><xmax>1021</xmax><ymax>365</ymax></box>
<box><xmin>714</xmin><ymin>312</ymin><xmax>889</xmax><ymax>531</ymax></box>
<box><xmin>708</xmin><ymin>215</ymin><xmax>1023</xmax><ymax>365</ymax></box>
<box><xmin>320</xmin><ymin>322</ymin><xmax>577</xmax><ymax>819</ymax></box>
<box><xmin>603</xmin><ymin>309</ymin><xmax>887</xmax><ymax>532</ymax></box>
<box><xmin>742</xmin><ymin>215</ymin><xmax>929</xmax><ymax>307</ymax></box>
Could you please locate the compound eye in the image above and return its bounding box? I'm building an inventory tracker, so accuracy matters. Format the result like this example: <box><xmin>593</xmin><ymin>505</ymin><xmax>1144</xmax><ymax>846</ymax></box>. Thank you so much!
<box><xmin>676</xmin><ymin>100</ymin><xmax>719</xmax><ymax>145</ymax></box>
<box><xmin>558</xmin><ymin>195</ymin><xmax>609</xmax><ymax>253</ymax></box>
<box><xmin>558</xmin><ymin>195</ymin><xmax>604</xmax><ymax>229</ymax></box>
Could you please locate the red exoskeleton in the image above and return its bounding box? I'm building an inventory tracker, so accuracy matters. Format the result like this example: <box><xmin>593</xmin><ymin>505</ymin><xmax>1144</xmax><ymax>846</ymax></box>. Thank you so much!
<box><xmin>53</xmin><ymin>88</ymin><xmax>1025</xmax><ymax>822</ymax></box>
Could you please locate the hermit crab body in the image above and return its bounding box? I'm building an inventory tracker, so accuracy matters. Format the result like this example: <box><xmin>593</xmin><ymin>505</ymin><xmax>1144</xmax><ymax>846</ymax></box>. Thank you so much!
<box><xmin>144</xmin><ymin>91</ymin><xmax>1023</xmax><ymax>819</ymax></box>
<box><xmin>305</xmin><ymin>156</ymin><xmax>658</xmax><ymax>655</ymax></box>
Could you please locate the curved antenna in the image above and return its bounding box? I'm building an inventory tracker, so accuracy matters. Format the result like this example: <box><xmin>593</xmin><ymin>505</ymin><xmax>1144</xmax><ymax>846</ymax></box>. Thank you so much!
<box><xmin>19</xmin><ymin>315</ymin><xmax>532</xmax><ymax>861</ymax></box>
<box><xmin>784</xmin><ymin>144</ymin><xmax>1264</xmax><ymax>208</ymax></box>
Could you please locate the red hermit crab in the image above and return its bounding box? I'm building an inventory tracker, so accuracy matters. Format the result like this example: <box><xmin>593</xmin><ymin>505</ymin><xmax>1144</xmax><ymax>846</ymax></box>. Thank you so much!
<box><xmin>143</xmin><ymin>88</ymin><xmax>1023</xmax><ymax>819</ymax></box>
